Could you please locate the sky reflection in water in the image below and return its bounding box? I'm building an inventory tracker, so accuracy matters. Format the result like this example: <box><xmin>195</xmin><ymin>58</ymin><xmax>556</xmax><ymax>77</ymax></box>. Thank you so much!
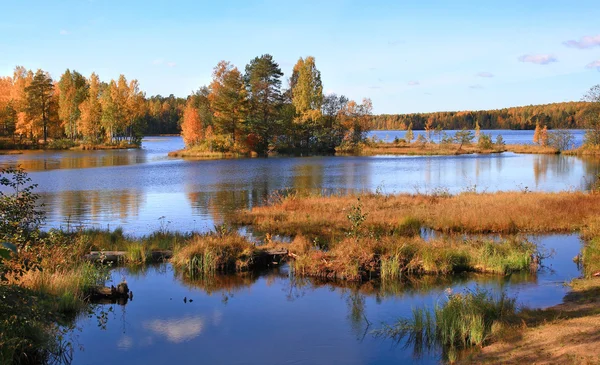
<box><xmin>0</xmin><ymin>135</ymin><xmax>597</xmax><ymax>235</ymax></box>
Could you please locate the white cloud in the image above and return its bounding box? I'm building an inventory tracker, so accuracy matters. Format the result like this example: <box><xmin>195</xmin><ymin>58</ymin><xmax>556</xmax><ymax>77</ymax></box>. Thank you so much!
<box><xmin>117</xmin><ymin>335</ymin><xmax>133</xmax><ymax>350</ymax></box>
<box><xmin>476</xmin><ymin>72</ymin><xmax>494</xmax><ymax>78</ymax></box>
<box><xmin>469</xmin><ymin>84</ymin><xmax>484</xmax><ymax>89</ymax></box>
<box><xmin>518</xmin><ymin>54</ymin><xmax>557</xmax><ymax>65</ymax></box>
<box><xmin>563</xmin><ymin>35</ymin><xmax>600</xmax><ymax>49</ymax></box>
<box><xmin>152</xmin><ymin>58</ymin><xmax>164</xmax><ymax>65</ymax></box>
<box><xmin>586</xmin><ymin>59</ymin><xmax>600</xmax><ymax>70</ymax></box>
<box><xmin>167</xmin><ymin>62</ymin><xmax>177</xmax><ymax>67</ymax></box>
<box><xmin>408</xmin><ymin>80</ymin><xmax>419</xmax><ymax>86</ymax></box>
<box><xmin>59</xmin><ymin>29</ymin><xmax>69</xmax><ymax>35</ymax></box>
<box><xmin>143</xmin><ymin>316</ymin><xmax>204</xmax><ymax>343</ymax></box>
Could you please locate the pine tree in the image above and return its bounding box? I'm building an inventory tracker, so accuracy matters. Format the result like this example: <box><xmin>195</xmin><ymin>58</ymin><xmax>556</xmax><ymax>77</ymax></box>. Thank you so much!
<box><xmin>25</xmin><ymin>69</ymin><xmax>56</xmax><ymax>144</ymax></box>
<box><xmin>244</xmin><ymin>54</ymin><xmax>283</xmax><ymax>154</ymax></box>
<box><xmin>208</xmin><ymin>61</ymin><xmax>248</xmax><ymax>149</ymax></box>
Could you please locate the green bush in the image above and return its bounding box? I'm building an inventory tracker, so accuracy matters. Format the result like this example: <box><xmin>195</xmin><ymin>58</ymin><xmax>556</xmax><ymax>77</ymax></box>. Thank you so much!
<box><xmin>47</xmin><ymin>138</ymin><xmax>77</xmax><ymax>150</ymax></box>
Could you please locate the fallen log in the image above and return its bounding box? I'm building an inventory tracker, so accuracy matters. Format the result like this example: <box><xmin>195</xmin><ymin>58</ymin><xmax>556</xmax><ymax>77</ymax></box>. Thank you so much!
<box><xmin>88</xmin><ymin>282</ymin><xmax>133</xmax><ymax>304</ymax></box>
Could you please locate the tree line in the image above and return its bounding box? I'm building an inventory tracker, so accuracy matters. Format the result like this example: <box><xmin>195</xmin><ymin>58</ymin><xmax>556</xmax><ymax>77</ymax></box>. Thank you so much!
<box><xmin>0</xmin><ymin>67</ymin><xmax>185</xmax><ymax>147</ymax></box>
<box><xmin>372</xmin><ymin>101</ymin><xmax>590</xmax><ymax>131</ymax></box>
<box><xmin>181</xmin><ymin>55</ymin><xmax>373</xmax><ymax>155</ymax></box>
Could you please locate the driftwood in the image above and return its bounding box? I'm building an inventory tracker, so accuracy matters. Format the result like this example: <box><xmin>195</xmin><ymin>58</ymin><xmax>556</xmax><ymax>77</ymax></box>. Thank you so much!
<box><xmin>89</xmin><ymin>282</ymin><xmax>133</xmax><ymax>305</ymax></box>
<box><xmin>251</xmin><ymin>248</ymin><xmax>290</xmax><ymax>268</ymax></box>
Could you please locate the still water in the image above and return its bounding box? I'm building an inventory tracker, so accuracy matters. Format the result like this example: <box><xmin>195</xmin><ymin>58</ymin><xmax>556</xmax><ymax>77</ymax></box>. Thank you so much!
<box><xmin>72</xmin><ymin>234</ymin><xmax>581</xmax><ymax>365</ymax></box>
<box><xmin>0</xmin><ymin>132</ymin><xmax>590</xmax><ymax>363</ymax></box>
<box><xmin>0</xmin><ymin>133</ymin><xmax>597</xmax><ymax>234</ymax></box>
<box><xmin>370</xmin><ymin>129</ymin><xmax>587</xmax><ymax>147</ymax></box>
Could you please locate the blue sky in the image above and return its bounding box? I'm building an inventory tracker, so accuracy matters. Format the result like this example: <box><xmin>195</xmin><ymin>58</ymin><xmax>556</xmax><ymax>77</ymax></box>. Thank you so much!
<box><xmin>1</xmin><ymin>0</ymin><xmax>599</xmax><ymax>114</ymax></box>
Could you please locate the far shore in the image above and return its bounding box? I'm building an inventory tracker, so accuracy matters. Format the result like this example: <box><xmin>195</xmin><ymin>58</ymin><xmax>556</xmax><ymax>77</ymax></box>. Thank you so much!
<box><xmin>0</xmin><ymin>142</ymin><xmax>141</xmax><ymax>153</ymax></box>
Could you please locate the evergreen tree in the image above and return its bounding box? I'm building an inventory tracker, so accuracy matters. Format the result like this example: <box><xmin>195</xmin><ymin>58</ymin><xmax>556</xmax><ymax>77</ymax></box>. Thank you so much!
<box><xmin>208</xmin><ymin>61</ymin><xmax>248</xmax><ymax>149</ymax></box>
<box><xmin>244</xmin><ymin>54</ymin><xmax>283</xmax><ymax>154</ymax></box>
<box><xmin>25</xmin><ymin>69</ymin><xmax>56</xmax><ymax>144</ymax></box>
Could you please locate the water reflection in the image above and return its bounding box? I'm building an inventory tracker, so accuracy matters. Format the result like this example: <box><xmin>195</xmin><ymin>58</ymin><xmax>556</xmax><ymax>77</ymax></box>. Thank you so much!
<box><xmin>1</xmin><ymin>137</ymin><xmax>598</xmax><ymax>234</ymax></box>
<box><xmin>69</xmin><ymin>234</ymin><xmax>580</xmax><ymax>364</ymax></box>
<box><xmin>143</xmin><ymin>315</ymin><xmax>206</xmax><ymax>343</ymax></box>
<box><xmin>0</xmin><ymin>149</ymin><xmax>147</xmax><ymax>172</ymax></box>
<box><xmin>37</xmin><ymin>189</ymin><xmax>145</xmax><ymax>229</ymax></box>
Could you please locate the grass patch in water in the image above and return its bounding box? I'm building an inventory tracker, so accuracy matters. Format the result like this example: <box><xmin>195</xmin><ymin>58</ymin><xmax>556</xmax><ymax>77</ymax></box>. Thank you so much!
<box><xmin>288</xmin><ymin>235</ymin><xmax>538</xmax><ymax>281</ymax></box>
<box><xmin>171</xmin><ymin>233</ymin><xmax>260</xmax><ymax>275</ymax></box>
<box><xmin>235</xmin><ymin>191</ymin><xmax>600</xmax><ymax>239</ymax></box>
<box><xmin>375</xmin><ymin>287</ymin><xmax>516</xmax><ymax>362</ymax></box>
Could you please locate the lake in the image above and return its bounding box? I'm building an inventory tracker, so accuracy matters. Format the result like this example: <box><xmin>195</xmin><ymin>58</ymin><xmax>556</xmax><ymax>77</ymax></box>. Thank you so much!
<box><xmin>0</xmin><ymin>132</ymin><xmax>597</xmax><ymax>234</ymax></box>
<box><xmin>0</xmin><ymin>131</ymin><xmax>593</xmax><ymax>364</ymax></box>
<box><xmin>71</xmin><ymin>234</ymin><xmax>582</xmax><ymax>365</ymax></box>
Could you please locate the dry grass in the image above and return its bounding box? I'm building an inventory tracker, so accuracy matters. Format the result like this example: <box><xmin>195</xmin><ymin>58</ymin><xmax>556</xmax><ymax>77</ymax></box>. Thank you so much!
<box><xmin>168</xmin><ymin>147</ymin><xmax>247</xmax><ymax>159</ymax></box>
<box><xmin>460</xmin><ymin>277</ymin><xmax>600</xmax><ymax>364</ymax></box>
<box><xmin>359</xmin><ymin>141</ymin><xmax>503</xmax><ymax>156</ymax></box>
<box><xmin>14</xmin><ymin>262</ymin><xmax>106</xmax><ymax>313</ymax></box>
<box><xmin>504</xmin><ymin>144</ymin><xmax>560</xmax><ymax>154</ymax></box>
<box><xmin>287</xmin><ymin>235</ymin><xmax>537</xmax><ymax>281</ymax></box>
<box><xmin>235</xmin><ymin>191</ymin><xmax>600</xmax><ymax>239</ymax></box>
<box><xmin>564</xmin><ymin>145</ymin><xmax>600</xmax><ymax>156</ymax></box>
<box><xmin>170</xmin><ymin>233</ymin><xmax>285</xmax><ymax>274</ymax></box>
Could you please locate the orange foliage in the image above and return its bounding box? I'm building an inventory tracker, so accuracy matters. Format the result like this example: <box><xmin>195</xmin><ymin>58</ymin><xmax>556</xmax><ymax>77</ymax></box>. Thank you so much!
<box><xmin>181</xmin><ymin>100</ymin><xmax>203</xmax><ymax>147</ymax></box>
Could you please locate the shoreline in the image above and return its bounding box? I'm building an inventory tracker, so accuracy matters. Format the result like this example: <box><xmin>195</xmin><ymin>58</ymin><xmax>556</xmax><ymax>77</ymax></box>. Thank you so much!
<box><xmin>461</xmin><ymin>277</ymin><xmax>600</xmax><ymax>364</ymax></box>
<box><xmin>167</xmin><ymin>142</ymin><xmax>579</xmax><ymax>160</ymax></box>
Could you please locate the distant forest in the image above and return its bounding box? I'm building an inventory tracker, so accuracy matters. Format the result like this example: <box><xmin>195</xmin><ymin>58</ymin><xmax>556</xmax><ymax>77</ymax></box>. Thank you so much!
<box><xmin>371</xmin><ymin>102</ymin><xmax>590</xmax><ymax>130</ymax></box>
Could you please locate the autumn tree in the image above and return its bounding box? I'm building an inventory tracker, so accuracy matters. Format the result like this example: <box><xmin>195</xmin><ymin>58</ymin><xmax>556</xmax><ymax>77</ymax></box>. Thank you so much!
<box><xmin>100</xmin><ymin>80</ymin><xmax>119</xmax><ymax>142</ymax></box>
<box><xmin>208</xmin><ymin>61</ymin><xmax>248</xmax><ymax>149</ymax></box>
<box><xmin>339</xmin><ymin>98</ymin><xmax>373</xmax><ymax>147</ymax></box>
<box><xmin>406</xmin><ymin>122</ymin><xmax>414</xmax><ymax>143</ymax></box>
<box><xmin>58</xmin><ymin>69</ymin><xmax>88</xmax><ymax>140</ymax></box>
<box><xmin>540</xmin><ymin>125</ymin><xmax>549</xmax><ymax>147</ymax></box>
<box><xmin>78</xmin><ymin>73</ymin><xmax>102</xmax><ymax>143</ymax></box>
<box><xmin>291</xmin><ymin>56</ymin><xmax>323</xmax><ymax>149</ymax></box>
<box><xmin>244</xmin><ymin>54</ymin><xmax>283</xmax><ymax>154</ymax></box>
<box><xmin>12</xmin><ymin>67</ymin><xmax>33</xmax><ymax>140</ymax></box>
<box><xmin>582</xmin><ymin>85</ymin><xmax>600</xmax><ymax>146</ymax></box>
<box><xmin>321</xmin><ymin>93</ymin><xmax>349</xmax><ymax>150</ymax></box>
<box><xmin>291</xmin><ymin>57</ymin><xmax>323</xmax><ymax>121</ymax></box>
<box><xmin>425</xmin><ymin>116</ymin><xmax>434</xmax><ymax>142</ymax></box>
<box><xmin>533</xmin><ymin>122</ymin><xmax>541</xmax><ymax>144</ymax></box>
<box><xmin>124</xmin><ymin>79</ymin><xmax>145</xmax><ymax>143</ymax></box>
<box><xmin>181</xmin><ymin>99</ymin><xmax>203</xmax><ymax>147</ymax></box>
<box><xmin>0</xmin><ymin>77</ymin><xmax>15</xmax><ymax>138</ymax></box>
<box><xmin>25</xmin><ymin>69</ymin><xmax>57</xmax><ymax>144</ymax></box>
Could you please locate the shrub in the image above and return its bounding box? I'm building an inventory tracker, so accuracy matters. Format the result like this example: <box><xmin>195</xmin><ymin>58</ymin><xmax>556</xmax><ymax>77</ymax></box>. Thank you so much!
<box><xmin>548</xmin><ymin>130</ymin><xmax>575</xmax><ymax>151</ymax></box>
<box><xmin>495</xmin><ymin>135</ymin><xmax>505</xmax><ymax>147</ymax></box>
<box><xmin>46</xmin><ymin>138</ymin><xmax>76</xmax><ymax>150</ymax></box>
<box><xmin>477</xmin><ymin>133</ymin><xmax>493</xmax><ymax>149</ymax></box>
